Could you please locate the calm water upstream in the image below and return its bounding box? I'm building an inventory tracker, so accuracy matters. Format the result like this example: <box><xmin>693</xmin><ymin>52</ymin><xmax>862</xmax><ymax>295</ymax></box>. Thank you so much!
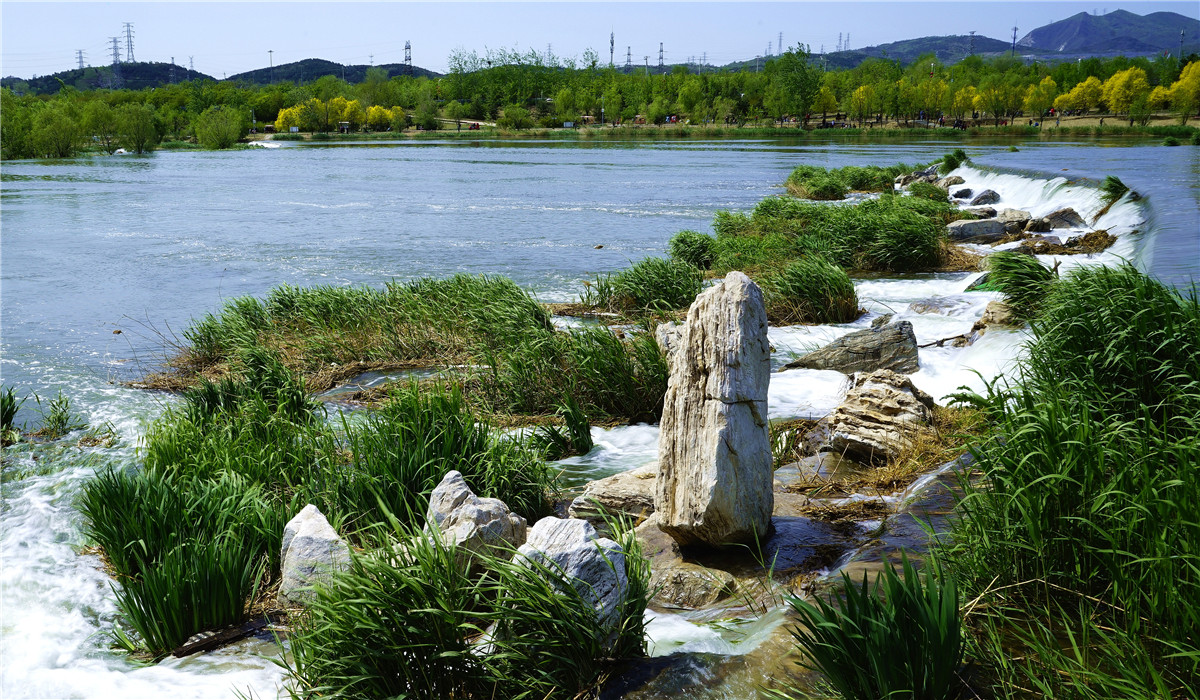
<box><xmin>1</xmin><ymin>136</ymin><xmax>1197</xmax><ymax>699</ymax></box>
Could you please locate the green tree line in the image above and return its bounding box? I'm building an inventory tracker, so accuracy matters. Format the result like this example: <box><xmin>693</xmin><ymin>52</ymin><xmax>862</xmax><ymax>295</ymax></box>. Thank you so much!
<box><xmin>3</xmin><ymin>47</ymin><xmax>1197</xmax><ymax>160</ymax></box>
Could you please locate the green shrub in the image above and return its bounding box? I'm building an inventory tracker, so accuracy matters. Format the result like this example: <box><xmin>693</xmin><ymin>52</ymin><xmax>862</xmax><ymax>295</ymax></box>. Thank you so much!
<box><xmin>940</xmin><ymin>148</ymin><xmax>968</xmax><ymax>174</ymax></box>
<box><xmin>589</xmin><ymin>257</ymin><xmax>703</xmax><ymax>313</ymax></box>
<box><xmin>1163</xmin><ymin>136</ymin><xmax>1180</xmax><ymax>146</ymax></box>
<box><xmin>764</xmin><ymin>258</ymin><xmax>860</xmax><ymax>325</ymax></box>
<box><xmin>193</xmin><ymin>105</ymin><xmax>248</xmax><ymax>149</ymax></box>
<box><xmin>668</xmin><ymin>230</ymin><xmax>716</xmax><ymax>269</ymax></box>
<box><xmin>778</xmin><ymin>555</ymin><xmax>963</xmax><ymax>700</ymax></box>
<box><xmin>795</xmin><ymin>176</ymin><xmax>848</xmax><ymax>200</ymax></box>
<box><xmin>985</xmin><ymin>252</ymin><xmax>1056</xmax><ymax>320</ymax></box>
<box><xmin>907</xmin><ymin>181</ymin><xmax>949</xmax><ymax>203</ymax></box>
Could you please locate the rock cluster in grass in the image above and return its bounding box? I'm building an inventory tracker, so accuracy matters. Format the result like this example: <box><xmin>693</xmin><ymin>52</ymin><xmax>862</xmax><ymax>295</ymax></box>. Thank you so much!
<box><xmin>279</xmin><ymin>504</ymin><xmax>352</xmax><ymax>608</ymax></box>
<box><xmin>426</xmin><ymin>470</ymin><xmax>527</xmax><ymax>571</ymax></box>
<box><xmin>517</xmin><ymin>517</ymin><xmax>628</xmax><ymax>637</ymax></box>
<box><xmin>784</xmin><ymin>321</ymin><xmax>919</xmax><ymax>375</ymax></box>
<box><xmin>655</xmin><ymin>271</ymin><xmax>773</xmax><ymax>547</ymax></box>
<box><xmin>825</xmin><ymin>369</ymin><xmax>937</xmax><ymax>465</ymax></box>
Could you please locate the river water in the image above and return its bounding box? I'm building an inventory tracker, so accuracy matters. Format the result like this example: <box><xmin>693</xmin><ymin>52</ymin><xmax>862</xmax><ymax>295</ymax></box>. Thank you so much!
<box><xmin>1</xmin><ymin>136</ymin><xmax>1196</xmax><ymax>699</ymax></box>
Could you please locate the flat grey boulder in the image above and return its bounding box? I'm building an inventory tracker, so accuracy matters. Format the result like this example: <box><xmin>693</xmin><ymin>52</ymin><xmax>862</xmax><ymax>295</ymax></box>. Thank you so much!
<box><xmin>908</xmin><ymin>296</ymin><xmax>968</xmax><ymax>315</ymax></box>
<box><xmin>784</xmin><ymin>321</ymin><xmax>918</xmax><ymax>375</ymax></box>
<box><xmin>962</xmin><ymin>205</ymin><xmax>996</xmax><ymax>218</ymax></box>
<box><xmin>1043</xmin><ymin>207</ymin><xmax>1086</xmax><ymax>229</ymax></box>
<box><xmin>568</xmin><ymin>464</ymin><xmax>658</xmax><ymax>525</ymax></box>
<box><xmin>947</xmin><ymin>218</ymin><xmax>1006</xmax><ymax>243</ymax></box>
<box><xmin>969</xmin><ymin>189</ymin><xmax>1000</xmax><ymax>206</ymax></box>
<box><xmin>935</xmin><ymin>175</ymin><xmax>965</xmax><ymax>190</ymax></box>
<box><xmin>825</xmin><ymin>370</ymin><xmax>936</xmax><ymax>466</ymax></box>
<box><xmin>426</xmin><ymin>470</ymin><xmax>527</xmax><ymax>569</ymax></box>
<box><xmin>279</xmin><ymin>504</ymin><xmax>351</xmax><ymax>608</ymax></box>
<box><xmin>517</xmin><ymin>517</ymin><xmax>628</xmax><ymax>638</ymax></box>
<box><xmin>656</xmin><ymin>271</ymin><xmax>773</xmax><ymax>547</ymax></box>
<box><xmin>996</xmin><ymin>208</ymin><xmax>1033</xmax><ymax>234</ymax></box>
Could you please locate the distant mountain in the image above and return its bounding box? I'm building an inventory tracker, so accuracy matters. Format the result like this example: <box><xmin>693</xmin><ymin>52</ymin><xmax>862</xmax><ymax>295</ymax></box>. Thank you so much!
<box><xmin>227</xmin><ymin>58</ymin><xmax>440</xmax><ymax>85</ymax></box>
<box><xmin>819</xmin><ymin>35</ymin><xmax>1021</xmax><ymax>69</ymax></box>
<box><xmin>2</xmin><ymin>62</ymin><xmax>214</xmax><ymax>95</ymax></box>
<box><xmin>1018</xmin><ymin>10</ymin><xmax>1200</xmax><ymax>54</ymax></box>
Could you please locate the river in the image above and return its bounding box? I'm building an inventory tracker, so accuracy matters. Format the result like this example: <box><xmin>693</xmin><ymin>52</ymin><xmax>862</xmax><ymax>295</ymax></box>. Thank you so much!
<box><xmin>1</xmin><ymin>135</ymin><xmax>1196</xmax><ymax>699</ymax></box>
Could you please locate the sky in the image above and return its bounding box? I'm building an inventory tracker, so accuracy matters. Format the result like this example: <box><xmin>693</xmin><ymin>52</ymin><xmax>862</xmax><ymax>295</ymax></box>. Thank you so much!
<box><xmin>3</xmin><ymin>0</ymin><xmax>1197</xmax><ymax>80</ymax></box>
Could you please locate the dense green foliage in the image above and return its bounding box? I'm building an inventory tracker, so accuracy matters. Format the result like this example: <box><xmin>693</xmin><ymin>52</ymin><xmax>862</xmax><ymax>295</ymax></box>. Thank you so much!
<box><xmin>763</xmin><ymin>257</ymin><xmax>860</xmax><ymax>325</ymax></box>
<box><xmin>777</xmin><ymin>556</ymin><xmax>963</xmax><ymax>700</ymax></box>
<box><xmin>584</xmin><ymin>257</ymin><xmax>704</xmax><ymax>313</ymax></box>
<box><xmin>907</xmin><ymin>181</ymin><xmax>950</xmax><ymax>203</ymax></box>
<box><xmin>705</xmin><ymin>190</ymin><xmax>953</xmax><ymax>276</ymax></box>
<box><xmin>786</xmin><ymin>164</ymin><xmax>910</xmax><ymax>199</ymax></box>
<box><xmin>4</xmin><ymin>51</ymin><xmax>1196</xmax><ymax>159</ymax></box>
<box><xmin>942</xmin><ymin>265</ymin><xmax>1200</xmax><ymax>698</ymax></box>
<box><xmin>668</xmin><ymin>229</ymin><xmax>716</xmax><ymax>270</ymax></box>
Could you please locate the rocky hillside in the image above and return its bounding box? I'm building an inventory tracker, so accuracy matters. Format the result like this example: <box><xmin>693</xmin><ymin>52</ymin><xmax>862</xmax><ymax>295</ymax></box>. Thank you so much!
<box><xmin>1018</xmin><ymin>9</ymin><xmax>1200</xmax><ymax>54</ymax></box>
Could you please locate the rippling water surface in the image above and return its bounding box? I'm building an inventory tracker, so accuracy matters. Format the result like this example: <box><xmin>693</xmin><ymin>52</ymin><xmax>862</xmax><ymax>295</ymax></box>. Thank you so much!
<box><xmin>2</xmin><ymin>136</ymin><xmax>1196</xmax><ymax>699</ymax></box>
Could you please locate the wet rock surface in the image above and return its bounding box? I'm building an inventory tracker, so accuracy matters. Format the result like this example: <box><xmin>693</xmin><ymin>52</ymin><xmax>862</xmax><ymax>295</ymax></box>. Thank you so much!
<box><xmin>518</xmin><ymin>517</ymin><xmax>628</xmax><ymax>636</ymax></box>
<box><xmin>947</xmin><ymin>218</ymin><xmax>1006</xmax><ymax>243</ymax></box>
<box><xmin>783</xmin><ymin>321</ymin><xmax>918</xmax><ymax>375</ymax></box>
<box><xmin>569</xmin><ymin>464</ymin><xmax>658</xmax><ymax>525</ymax></box>
<box><xmin>969</xmin><ymin>189</ymin><xmax>1000</xmax><ymax>206</ymax></box>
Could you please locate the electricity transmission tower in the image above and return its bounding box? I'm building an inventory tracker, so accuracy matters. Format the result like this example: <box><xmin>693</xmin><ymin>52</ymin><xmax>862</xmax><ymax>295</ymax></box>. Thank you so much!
<box><xmin>658</xmin><ymin>43</ymin><xmax>664</xmax><ymax>72</ymax></box>
<box><xmin>76</xmin><ymin>50</ymin><xmax>86</xmax><ymax>70</ymax></box>
<box><xmin>110</xmin><ymin>37</ymin><xmax>122</xmax><ymax>87</ymax></box>
<box><xmin>170</xmin><ymin>56</ymin><xmax>175</xmax><ymax>83</ymax></box>
<box><xmin>404</xmin><ymin>41</ymin><xmax>412</xmax><ymax>75</ymax></box>
<box><xmin>625</xmin><ymin>46</ymin><xmax>632</xmax><ymax>73</ymax></box>
<box><xmin>610</xmin><ymin>32</ymin><xmax>615</xmax><ymax>68</ymax></box>
<box><xmin>1011</xmin><ymin>26</ymin><xmax>1019</xmax><ymax>57</ymax></box>
<box><xmin>123</xmin><ymin>23</ymin><xmax>135</xmax><ymax>62</ymax></box>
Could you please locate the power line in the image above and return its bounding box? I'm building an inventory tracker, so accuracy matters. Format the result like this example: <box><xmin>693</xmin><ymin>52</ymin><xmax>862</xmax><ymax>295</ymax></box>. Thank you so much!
<box><xmin>123</xmin><ymin>22</ymin><xmax>135</xmax><ymax>62</ymax></box>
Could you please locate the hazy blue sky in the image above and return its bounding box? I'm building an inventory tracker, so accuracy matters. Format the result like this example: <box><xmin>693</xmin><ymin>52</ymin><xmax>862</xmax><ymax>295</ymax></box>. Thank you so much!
<box><xmin>3</xmin><ymin>1</ymin><xmax>1197</xmax><ymax>79</ymax></box>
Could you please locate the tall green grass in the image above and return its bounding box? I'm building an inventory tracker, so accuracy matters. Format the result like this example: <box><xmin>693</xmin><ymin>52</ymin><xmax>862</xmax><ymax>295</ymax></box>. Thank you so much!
<box><xmin>705</xmin><ymin>194</ymin><xmax>950</xmax><ymax>276</ymax></box>
<box><xmin>284</xmin><ymin>514</ymin><xmax>649</xmax><ymax>699</ymax></box>
<box><xmin>984</xmin><ymin>252</ymin><xmax>1057</xmax><ymax>320</ymax></box>
<box><xmin>777</xmin><ymin>556</ymin><xmax>963</xmax><ymax>700</ymax></box>
<box><xmin>583</xmin><ymin>256</ymin><xmax>704</xmax><ymax>313</ymax></box>
<box><xmin>763</xmin><ymin>257</ymin><xmax>860</xmax><ymax>325</ymax></box>
<box><xmin>785</xmin><ymin>163</ymin><xmax>913</xmax><ymax>199</ymax></box>
<box><xmin>668</xmin><ymin>229</ymin><xmax>716</xmax><ymax>270</ymax></box>
<box><xmin>940</xmin><ymin>264</ymin><xmax>1200</xmax><ymax>697</ymax></box>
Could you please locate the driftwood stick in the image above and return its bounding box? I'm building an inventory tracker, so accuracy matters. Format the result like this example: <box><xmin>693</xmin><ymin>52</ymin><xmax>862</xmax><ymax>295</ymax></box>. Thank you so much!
<box><xmin>171</xmin><ymin>615</ymin><xmax>277</xmax><ymax>658</ymax></box>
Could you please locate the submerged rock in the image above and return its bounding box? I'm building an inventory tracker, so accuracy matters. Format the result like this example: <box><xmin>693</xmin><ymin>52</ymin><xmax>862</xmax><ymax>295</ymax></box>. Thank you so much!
<box><xmin>426</xmin><ymin>470</ymin><xmax>527</xmax><ymax>570</ymax></box>
<box><xmin>996</xmin><ymin>208</ymin><xmax>1033</xmax><ymax>234</ymax></box>
<box><xmin>1043</xmin><ymin>207</ymin><xmax>1086</xmax><ymax>229</ymax></box>
<box><xmin>517</xmin><ymin>517</ymin><xmax>628</xmax><ymax>636</ymax></box>
<box><xmin>969</xmin><ymin>189</ymin><xmax>1000</xmax><ymax>206</ymax></box>
<box><xmin>825</xmin><ymin>370</ymin><xmax>936</xmax><ymax>466</ymax></box>
<box><xmin>784</xmin><ymin>321</ymin><xmax>918</xmax><ymax>375</ymax></box>
<box><xmin>279</xmin><ymin>504</ymin><xmax>351</xmax><ymax>608</ymax></box>
<box><xmin>656</xmin><ymin>271</ymin><xmax>773</xmax><ymax>547</ymax></box>
<box><xmin>636</xmin><ymin>516</ymin><xmax>736</xmax><ymax>609</ymax></box>
<box><xmin>947</xmin><ymin>218</ymin><xmax>1006</xmax><ymax>243</ymax></box>
<box><xmin>935</xmin><ymin>175</ymin><xmax>965</xmax><ymax>190</ymax></box>
<box><xmin>568</xmin><ymin>464</ymin><xmax>658</xmax><ymax>525</ymax></box>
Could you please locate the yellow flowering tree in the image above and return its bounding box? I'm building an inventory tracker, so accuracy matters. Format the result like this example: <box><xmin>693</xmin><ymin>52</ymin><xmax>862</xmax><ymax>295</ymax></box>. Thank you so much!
<box><xmin>1023</xmin><ymin>76</ymin><xmax>1058</xmax><ymax>118</ymax></box>
<box><xmin>1168</xmin><ymin>61</ymin><xmax>1200</xmax><ymax>124</ymax></box>
<box><xmin>365</xmin><ymin>105</ymin><xmax>393</xmax><ymax>131</ymax></box>
<box><xmin>1101</xmin><ymin>68</ymin><xmax>1150</xmax><ymax>116</ymax></box>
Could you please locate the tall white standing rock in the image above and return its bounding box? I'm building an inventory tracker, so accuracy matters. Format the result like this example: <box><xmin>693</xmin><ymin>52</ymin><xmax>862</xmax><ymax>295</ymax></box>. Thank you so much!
<box><xmin>655</xmin><ymin>271</ymin><xmax>773</xmax><ymax>547</ymax></box>
<box><xmin>279</xmin><ymin>504</ymin><xmax>351</xmax><ymax>608</ymax></box>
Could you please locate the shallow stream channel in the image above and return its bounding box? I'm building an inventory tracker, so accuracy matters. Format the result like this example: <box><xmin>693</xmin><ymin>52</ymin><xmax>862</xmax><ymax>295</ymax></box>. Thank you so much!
<box><xmin>2</xmin><ymin>136</ymin><xmax>1197</xmax><ymax>698</ymax></box>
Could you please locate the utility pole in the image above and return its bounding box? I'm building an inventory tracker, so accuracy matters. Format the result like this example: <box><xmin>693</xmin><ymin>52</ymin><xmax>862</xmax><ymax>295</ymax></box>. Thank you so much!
<box><xmin>1011</xmin><ymin>26</ymin><xmax>1019</xmax><ymax>58</ymax></box>
<box><xmin>404</xmin><ymin>41</ymin><xmax>412</xmax><ymax>75</ymax></box>
<box><xmin>123</xmin><ymin>22</ymin><xmax>135</xmax><ymax>62</ymax></box>
<box><xmin>269</xmin><ymin>50</ymin><xmax>274</xmax><ymax>83</ymax></box>
<box><xmin>658</xmin><ymin>43</ymin><xmax>664</xmax><ymax>73</ymax></box>
<box><xmin>110</xmin><ymin>37</ymin><xmax>122</xmax><ymax>88</ymax></box>
<box><xmin>1181</xmin><ymin>30</ymin><xmax>1186</xmax><ymax>61</ymax></box>
<box><xmin>76</xmin><ymin>50</ymin><xmax>86</xmax><ymax>70</ymax></box>
<box><xmin>610</xmin><ymin>31</ymin><xmax>615</xmax><ymax>68</ymax></box>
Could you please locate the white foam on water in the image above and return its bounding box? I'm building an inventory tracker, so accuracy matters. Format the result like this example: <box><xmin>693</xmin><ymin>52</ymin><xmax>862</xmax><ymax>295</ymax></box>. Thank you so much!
<box><xmin>645</xmin><ymin>607</ymin><xmax>786</xmax><ymax>658</ymax></box>
<box><xmin>768</xmin><ymin>369</ymin><xmax>849</xmax><ymax>419</ymax></box>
